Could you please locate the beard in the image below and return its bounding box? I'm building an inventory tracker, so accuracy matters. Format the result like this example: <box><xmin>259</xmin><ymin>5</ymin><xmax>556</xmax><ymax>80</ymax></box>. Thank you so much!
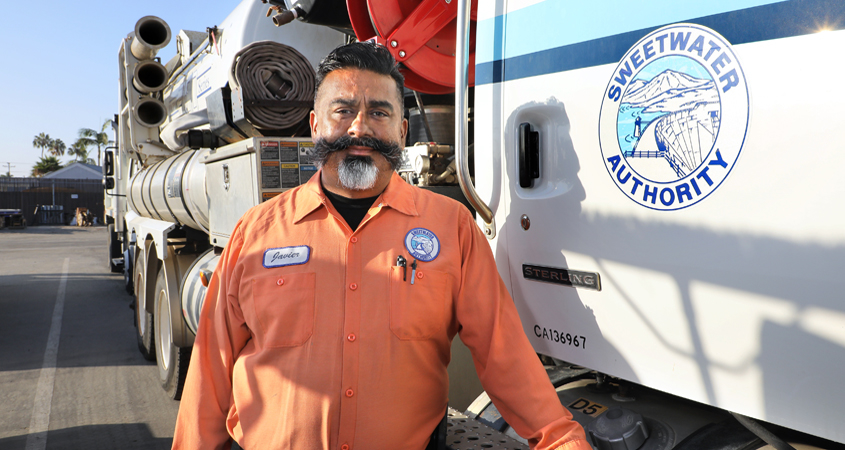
<box><xmin>311</xmin><ymin>135</ymin><xmax>403</xmax><ymax>191</ymax></box>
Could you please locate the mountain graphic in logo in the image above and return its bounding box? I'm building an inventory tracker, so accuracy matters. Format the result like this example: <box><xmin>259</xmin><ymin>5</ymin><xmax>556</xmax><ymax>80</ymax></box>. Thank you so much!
<box><xmin>599</xmin><ymin>23</ymin><xmax>748</xmax><ymax>211</ymax></box>
<box><xmin>620</xmin><ymin>67</ymin><xmax>720</xmax><ymax>181</ymax></box>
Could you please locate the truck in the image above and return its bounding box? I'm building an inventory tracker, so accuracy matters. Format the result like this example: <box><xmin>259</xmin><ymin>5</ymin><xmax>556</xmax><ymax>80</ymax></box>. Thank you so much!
<box><xmin>104</xmin><ymin>1</ymin><xmax>349</xmax><ymax>399</ymax></box>
<box><xmin>104</xmin><ymin>0</ymin><xmax>483</xmax><ymax>409</ymax></box>
<box><xmin>106</xmin><ymin>0</ymin><xmax>845</xmax><ymax>448</ymax></box>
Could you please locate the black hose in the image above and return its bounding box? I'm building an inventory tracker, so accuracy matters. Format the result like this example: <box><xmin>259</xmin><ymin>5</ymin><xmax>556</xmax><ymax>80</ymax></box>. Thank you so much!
<box><xmin>229</xmin><ymin>41</ymin><xmax>315</xmax><ymax>131</ymax></box>
<box><xmin>413</xmin><ymin>91</ymin><xmax>434</xmax><ymax>143</ymax></box>
<box><xmin>731</xmin><ymin>413</ymin><xmax>797</xmax><ymax>450</ymax></box>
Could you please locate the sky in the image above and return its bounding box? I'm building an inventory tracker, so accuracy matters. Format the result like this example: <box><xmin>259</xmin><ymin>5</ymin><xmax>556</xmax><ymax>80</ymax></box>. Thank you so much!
<box><xmin>0</xmin><ymin>1</ymin><xmax>239</xmax><ymax>177</ymax></box>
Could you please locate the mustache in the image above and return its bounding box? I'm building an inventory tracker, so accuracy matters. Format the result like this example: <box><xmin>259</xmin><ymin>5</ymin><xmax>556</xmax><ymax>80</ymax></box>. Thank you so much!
<box><xmin>311</xmin><ymin>135</ymin><xmax>403</xmax><ymax>170</ymax></box>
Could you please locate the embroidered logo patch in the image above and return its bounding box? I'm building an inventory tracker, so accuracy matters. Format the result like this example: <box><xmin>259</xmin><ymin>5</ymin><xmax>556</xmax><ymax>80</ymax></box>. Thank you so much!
<box><xmin>404</xmin><ymin>228</ymin><xmax>440</xmax><ymax>262</ymax></box>
<box><xmin>263</xmin><ymin>245</ymin><xmax>310</xmax><ymax>268</ymax></box>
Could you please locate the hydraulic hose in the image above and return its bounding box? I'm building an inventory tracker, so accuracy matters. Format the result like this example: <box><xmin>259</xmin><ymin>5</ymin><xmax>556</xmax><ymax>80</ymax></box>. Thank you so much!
<box><xmin>731</xmin><ymin>413</ymin><xmax>797</xmax><ymax>450</ymax></box>
<box><xmin>161</xmin><ymin>109</ymin><xmax>210</xmax><ymax>151</ymax></box>
<box><xmin>228</xmin><ymin>41</ymin><xmax>315</xmax><ymax>131</ymax></box>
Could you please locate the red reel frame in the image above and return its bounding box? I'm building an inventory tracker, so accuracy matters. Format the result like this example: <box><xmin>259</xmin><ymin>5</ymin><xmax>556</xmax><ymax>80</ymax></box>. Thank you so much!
<box><xmin>347</xmin><ymin>0</ymin><xmax>477</xmax><ymax>94</ymax></box>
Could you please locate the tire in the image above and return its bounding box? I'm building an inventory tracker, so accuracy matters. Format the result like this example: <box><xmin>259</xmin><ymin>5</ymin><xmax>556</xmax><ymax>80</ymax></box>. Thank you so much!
<box><xmin>123</xmin><ymin>232</ymin><xmax>134</xmax><ymax>295</ymax></box>
<box><xmin>134</xmin><ymin>248</ymin><xmax>155</xmax><ymax>361</ymax></box>
<box><xmin>107</xmin><ymin>223</ymin><xmax>123</xmax><ymax>273</ymax></box>
<box><xmin>153</xmin><ymin>268</ymin><xmax>191</xmax><ymax>400</ymax></box>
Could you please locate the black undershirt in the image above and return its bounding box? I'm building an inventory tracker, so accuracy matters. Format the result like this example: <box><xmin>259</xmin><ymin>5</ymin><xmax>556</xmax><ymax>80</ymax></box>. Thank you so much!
<box><xmin>323</xmin><ymin>187</ymin><xmax>380</xmax><ymax>231</ymax></box>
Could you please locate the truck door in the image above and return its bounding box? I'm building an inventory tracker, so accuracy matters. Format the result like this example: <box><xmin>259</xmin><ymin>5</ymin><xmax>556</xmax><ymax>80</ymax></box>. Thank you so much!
<box><xmin>475</xmin><ymin>0</ymin><xmax>845</xmax><ymax>444</ymax></box>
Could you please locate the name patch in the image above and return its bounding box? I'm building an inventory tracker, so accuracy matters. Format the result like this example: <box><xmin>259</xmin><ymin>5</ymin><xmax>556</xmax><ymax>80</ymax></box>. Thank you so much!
<box><xmin>263</xmin><ymin>245</ymin><xmax>310</xmax><ymax>268</ymax></box>
<box><xmin>523</xmin><ymin>264</ymin><xmax>601</xmax><ymax>291</ymax></box>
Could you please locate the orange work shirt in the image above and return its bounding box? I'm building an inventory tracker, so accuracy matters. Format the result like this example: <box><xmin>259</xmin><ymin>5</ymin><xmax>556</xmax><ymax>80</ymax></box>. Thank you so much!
<box><xmin>172</xmin><ymin>171</ymin><xmax>590</xmax><ymax>450</ymax></box>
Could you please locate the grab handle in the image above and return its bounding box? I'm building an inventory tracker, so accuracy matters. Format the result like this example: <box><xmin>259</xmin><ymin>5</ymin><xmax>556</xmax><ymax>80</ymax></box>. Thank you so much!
<box><xmin>455</xmin><ymin>0</ymin><xmax>496</xmax><ymax>239</ymax></box>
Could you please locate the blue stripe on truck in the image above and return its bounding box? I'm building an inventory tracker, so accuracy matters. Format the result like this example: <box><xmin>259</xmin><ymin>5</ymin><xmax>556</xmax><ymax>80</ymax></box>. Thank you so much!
<box><xmin>476</xmin><ymin>0</ymin><xmax>845</xmax><ymax>85</ymax></box>
<box><xmin>474</xmin><ymin>0</ymin><xmax>783</xmax><ymax>64</ymax></box>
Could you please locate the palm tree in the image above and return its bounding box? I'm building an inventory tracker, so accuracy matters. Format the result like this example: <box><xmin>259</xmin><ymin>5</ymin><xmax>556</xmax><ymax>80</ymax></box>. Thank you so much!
<box><xmin>31</xmin><ymin>156</ymin><xmax>63</xmax><ymax>177</ymax></box>
<box><xmin>32</xmin><ymin>132</ymin><xmax>51</xmax><ymax>158</ymax></box>
<box><xmin>68</xmin><ymin>140</ymin><xmax>91</xmax><ymax>162</ymax></box>
<box><xmin>78</xmin><ymin>119</ymin><xmax>113</xmax><ymax>166</ymax></box>
<box><xmin>48</xmin><ymin>138</ymin><xmax>66</xmax><ymax>157</ymax></box>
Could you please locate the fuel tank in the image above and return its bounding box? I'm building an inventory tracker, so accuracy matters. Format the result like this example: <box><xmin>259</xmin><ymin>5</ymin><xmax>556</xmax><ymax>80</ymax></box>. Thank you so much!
<box><xmin>128</xmin><ymin>149</ymin><xmax>210</xmax><ymax>232</ymax></box>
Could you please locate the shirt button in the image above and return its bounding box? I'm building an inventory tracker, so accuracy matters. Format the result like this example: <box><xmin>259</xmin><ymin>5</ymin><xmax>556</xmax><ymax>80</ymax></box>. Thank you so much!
<box><xmin>347</xmin><ymin>333</ymin><xmax>356</xmax><ymax>342</ymax></box>
<box><xmin>417</xmin><ymin>271</ymin><xmax>424</xmax><ymax>279</ymax></box>
<box><xmin>350</xmin><ymin>237</ymin><xmax>358</xmax><ymax>243</ymax></box>
<box><xmin>341</xmin><ymin>445</ymin><xmax>350</xmax><ymax>450</ymax></box>
<box><xmin>349</xmin><ymin>283</ymin><xmax>358</xmax><ymax>290</ymax></box>
<box><xmin>345</xmin><ymin>389</ymin><xmax>354</xmax><ymax>397</ymax></box>
<box><xmin>276</xmin><ymin>278</ymin><xmax>285</xmax><ymax>286</ymax></box>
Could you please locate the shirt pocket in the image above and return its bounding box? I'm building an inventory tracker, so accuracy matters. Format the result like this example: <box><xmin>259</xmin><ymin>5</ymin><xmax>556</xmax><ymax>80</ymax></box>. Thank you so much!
<box><xmin>389</xmin><ymin>266</ymin><xmax>450</xmax><ymax>340</ymax></box>
<box><xmin>251</xmin><ymin>272</ymin><xmax>316</xmax><ymax>348</ymax></box>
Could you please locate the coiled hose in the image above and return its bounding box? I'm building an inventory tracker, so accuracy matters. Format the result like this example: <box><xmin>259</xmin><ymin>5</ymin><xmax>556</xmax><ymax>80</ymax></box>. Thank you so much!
<box><xmin>229</xmin><ymin>41</ymin><xmax>314</xmax><ymax>132</ymax></box>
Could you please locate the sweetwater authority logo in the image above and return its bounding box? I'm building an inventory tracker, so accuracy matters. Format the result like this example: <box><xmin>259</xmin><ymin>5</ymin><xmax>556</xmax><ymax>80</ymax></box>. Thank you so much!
<box><xmin>404</xmin><ymin>228</ymin><xmax>440</xmax><ymax>262</ymax></box>
<box><xmin>598</xmin><ymin>24</ymin><xmax>749</xmax><ymax>210</ymax></box>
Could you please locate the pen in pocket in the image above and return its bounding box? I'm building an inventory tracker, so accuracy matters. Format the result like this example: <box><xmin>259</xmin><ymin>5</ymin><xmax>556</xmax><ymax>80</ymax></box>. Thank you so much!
<box><xmin>396</xmin><ymin>255</ymin><xmax>407</xmax><ymax>281</ymax></box>
<box><xmin>410</xmin><ymin>259</ymin><xmax>417</xmax><ymax>285</ymax></box>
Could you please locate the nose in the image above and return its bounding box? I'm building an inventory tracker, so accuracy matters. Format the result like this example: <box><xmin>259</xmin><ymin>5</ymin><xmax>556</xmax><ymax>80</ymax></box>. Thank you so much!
<box><xmin>347</xmin><ymin>110</ymin><xmax>372</xmax><ymax>138</ymax></box>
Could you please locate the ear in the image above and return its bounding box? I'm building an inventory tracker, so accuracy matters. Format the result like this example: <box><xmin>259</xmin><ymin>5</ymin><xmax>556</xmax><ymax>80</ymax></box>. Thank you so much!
<box><xmin>400</xmin><ymin>117</ymin><xmax>408</xmax><ymax>143</ymax></box>
<box><xmin>309</xmin><ymin>110</ymin><xmax>318</xmax><ymax>141</ymax></box>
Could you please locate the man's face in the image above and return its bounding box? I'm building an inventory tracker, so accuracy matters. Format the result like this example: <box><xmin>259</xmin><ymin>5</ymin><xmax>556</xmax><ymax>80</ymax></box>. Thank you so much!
<box><xmin>310</xmin><ymin>68</ymin><xmax>408</xmax><ymax>197</ymax></box>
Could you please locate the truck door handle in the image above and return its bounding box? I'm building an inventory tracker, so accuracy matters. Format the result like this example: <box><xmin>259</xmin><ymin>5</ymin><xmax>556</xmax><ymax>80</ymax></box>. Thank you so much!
<box><xmin>518</xmin><ymin>123</ymin><xmax>540</xmax><ymax>188</ymax></box>
<box><xmin>455</xmin><ymin>0</ymin><xmax>496</xmax><ymax>239</ymax></box>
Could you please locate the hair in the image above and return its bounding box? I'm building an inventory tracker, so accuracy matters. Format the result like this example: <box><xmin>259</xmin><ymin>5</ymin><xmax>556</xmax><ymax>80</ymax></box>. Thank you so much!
<box><xmin>315</xmin><ymin>41</ymin><xmax>405</xmax><ymax>106</ymax></box>
<box><xmin>311</xmin><ymin>135</ymin><xmax>403</xmax><ymax>171</ymax></box>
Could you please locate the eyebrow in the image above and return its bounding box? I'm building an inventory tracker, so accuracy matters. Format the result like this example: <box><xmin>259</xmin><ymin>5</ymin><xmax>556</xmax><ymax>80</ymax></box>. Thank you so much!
<box><xmin>330</xmin><ymin>98</ymin><xmax>395</xmax><ymax>113</ymax></box>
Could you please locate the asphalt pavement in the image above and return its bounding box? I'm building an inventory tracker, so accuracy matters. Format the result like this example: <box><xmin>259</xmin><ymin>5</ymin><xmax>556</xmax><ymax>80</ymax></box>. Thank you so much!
<box><xmin>0</xmin><ymin>226</ymin><xmax>179</xmax><ymax>450</ymax></box>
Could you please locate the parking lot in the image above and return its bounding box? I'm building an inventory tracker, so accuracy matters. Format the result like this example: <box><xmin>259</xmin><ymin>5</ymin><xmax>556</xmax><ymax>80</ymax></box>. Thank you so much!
<box><xmin>0</xmin><ymin>226</ymin><xmax>179</xmax><ymax>450</ymax></box>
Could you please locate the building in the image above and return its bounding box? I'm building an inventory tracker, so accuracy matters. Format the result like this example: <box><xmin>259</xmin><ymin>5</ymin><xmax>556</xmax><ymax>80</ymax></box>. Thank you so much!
<box><xmin>42</xmin><ymin>162</ymin><xmax>102</xmax><ymax>180</ymax></box>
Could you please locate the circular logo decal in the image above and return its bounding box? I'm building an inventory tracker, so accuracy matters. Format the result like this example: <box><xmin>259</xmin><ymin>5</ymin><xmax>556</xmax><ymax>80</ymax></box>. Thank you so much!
<box><xmin>599</xmin><ymin>24</ymin><xmax>749</xmax><ymax>210</ymax></box>
<box><xmin>404</xmin><ymin>228</ymin><xmax>440</xmax><ymax>262</ymax></box>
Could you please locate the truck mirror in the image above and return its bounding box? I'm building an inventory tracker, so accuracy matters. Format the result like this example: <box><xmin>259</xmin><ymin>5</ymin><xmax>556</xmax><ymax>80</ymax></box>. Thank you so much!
<box><xmin>105</xmin><ymin>177</ymin><xmax>115</xmax><ymax>190</ymax></box>
<box><xmin>104</xmin><ymin>151</ymin><xmax>114</xmax><ymax>176</ymax></box>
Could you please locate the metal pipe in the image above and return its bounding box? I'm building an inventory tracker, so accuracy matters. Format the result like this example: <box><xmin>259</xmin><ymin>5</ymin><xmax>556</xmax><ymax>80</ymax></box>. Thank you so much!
<box><xmin>133</xmin><ymin>60</ymin><xmax>169</xmax><ymax>93</ymax></box>
<box><xmin>130</xmin><ymin>16</ymin><xmax>171</xmax><ymax>60</ymax></box>
<box><xmin>454</xmin><ymin>0</ymin><xmax>496</xmax><ymax>239</ymax></box>
<box><xmin>167</xmin><ymin>39</ymin><xmax>210</xmax><ymax>85</ymax></box>
<box><xmin>433</xmin><ymin>159</ymin><xmax>457</xmax><ymax>183</ymax></box>
<box><xmin>133</xmin><ymin>97</ymin><xmax>167</xmax><ymax>128</ymax></box>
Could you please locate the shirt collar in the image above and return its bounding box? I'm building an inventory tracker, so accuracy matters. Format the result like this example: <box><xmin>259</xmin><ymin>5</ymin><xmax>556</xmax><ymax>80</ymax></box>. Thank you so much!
<box><xmin>294</xmin><ymin>169</ymin><xmax>418</xmax><ymax>224</ymax></box>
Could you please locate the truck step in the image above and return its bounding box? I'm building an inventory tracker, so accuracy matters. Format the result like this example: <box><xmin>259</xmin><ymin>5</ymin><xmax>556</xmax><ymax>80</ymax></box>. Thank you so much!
<box><xmin>446</xmin><ymin>407</ymin><xmax>528</xmax><ymax>450</ymax></box>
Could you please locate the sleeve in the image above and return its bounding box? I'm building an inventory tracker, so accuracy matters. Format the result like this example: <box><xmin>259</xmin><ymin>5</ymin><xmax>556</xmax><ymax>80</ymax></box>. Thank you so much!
<box><xmin>172</xmin><ymin>220</ymin><xmax>251</xmax><ymax>450</ymax></box>
<box><xmin>454</xmin><ymin>211</ymin><xmax>592</xmax><ymax>450</ymax></box>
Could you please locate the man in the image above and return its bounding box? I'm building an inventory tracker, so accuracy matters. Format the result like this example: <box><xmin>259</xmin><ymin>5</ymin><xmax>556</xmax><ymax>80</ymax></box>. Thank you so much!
<box><xmin>173</xmin><ymin>42</ymin><xmax>590</xmax><ymax>450</ymax></box>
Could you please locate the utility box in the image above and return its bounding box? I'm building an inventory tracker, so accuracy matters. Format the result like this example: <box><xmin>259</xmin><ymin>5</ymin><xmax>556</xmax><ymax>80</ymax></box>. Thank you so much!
<box><xmin>204</xmin><ymin>137</ymin><xmax>317</xmax><ymax>248</ymax></box>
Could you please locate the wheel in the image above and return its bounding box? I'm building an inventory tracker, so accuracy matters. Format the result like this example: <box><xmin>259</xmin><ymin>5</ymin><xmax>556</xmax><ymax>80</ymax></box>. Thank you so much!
<box><xmin>107</xmin><ymin>223</ymin><xmax>123</xmax><ymax>273</ymax></box>
<box><xmin>153</xmin><ymin>268</ymin><xmax>191</xmax><ymax>400</ymax></box>
<box><xmin>123</xmin><ymin>230</ymin><xmax>134</xmax><ymax>295</ymax></box>
<box><xmin>134</xmin><ymin>248</ymin><xmax>155</xmax><ymax>361</ymax></box>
